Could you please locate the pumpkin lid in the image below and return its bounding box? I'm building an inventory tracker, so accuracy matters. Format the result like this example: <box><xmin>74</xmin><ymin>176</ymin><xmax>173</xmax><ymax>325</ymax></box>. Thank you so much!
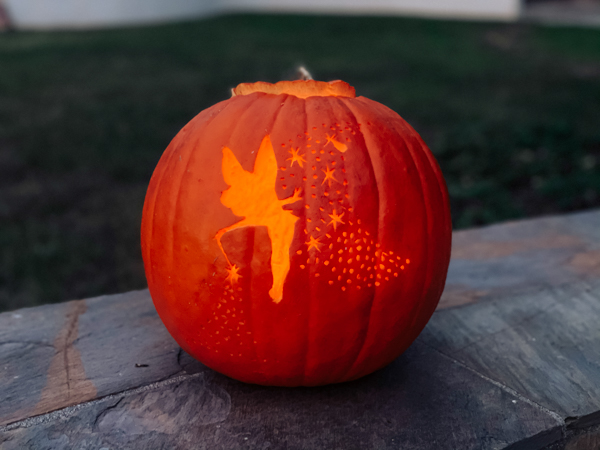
<box><xmin>232</xmin><ymin>80</ymin><xmax>356</xmax><ymax>99</ymax></box>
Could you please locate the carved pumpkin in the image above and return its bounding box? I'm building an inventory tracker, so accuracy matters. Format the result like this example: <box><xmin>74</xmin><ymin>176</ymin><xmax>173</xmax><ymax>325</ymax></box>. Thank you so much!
<box><xmin>141</xmin><ymin>79</ymin><xmax>451</xmax><ymax>386</ymax></box>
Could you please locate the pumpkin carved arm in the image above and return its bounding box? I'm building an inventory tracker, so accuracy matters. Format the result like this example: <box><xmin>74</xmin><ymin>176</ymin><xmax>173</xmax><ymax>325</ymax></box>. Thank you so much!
<box><xmin>280</xmin><ymin>187</ymin><xmax>303</xmax><ymax>206</ymax></box>
<box><xmin>214</xmin><ymin>220</ymin><xmax>253</xmax><ymax>266</ymax></box>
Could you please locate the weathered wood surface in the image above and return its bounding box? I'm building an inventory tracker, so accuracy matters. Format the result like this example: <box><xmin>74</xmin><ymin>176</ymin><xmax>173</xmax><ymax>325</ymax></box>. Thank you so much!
<box><xmin>1</xmin><ymin>209</ymin><xmax>599</xmax><ymax>449</ymax></box>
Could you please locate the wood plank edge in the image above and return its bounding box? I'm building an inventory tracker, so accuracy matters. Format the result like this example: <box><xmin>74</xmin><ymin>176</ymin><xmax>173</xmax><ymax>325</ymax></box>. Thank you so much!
<box><xmin>565</xmin><ymin>409</ymin><xmax>600</xmax><ymax>430</ymax></box>
<box><xmin>0</xmin><ymin>372</ymin><xmax>200</xmax><ymax>433</ymax></box>
<box><xmin>420</xmin><ymin>341</ymin><xmax>566</xmax><ymax>425</ymax></box>
<box><xmin>539</xmin><ymin>422</ymin><xmax>600</xmax><ymax>450</ymax></box>
<box><xmin>504</xmin><ymin>426</ymin><xmax>564</xmax><ymax>450</ymax></box>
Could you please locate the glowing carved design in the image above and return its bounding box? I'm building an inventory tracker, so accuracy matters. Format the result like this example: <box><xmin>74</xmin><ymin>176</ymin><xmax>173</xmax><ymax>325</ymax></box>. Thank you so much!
<box><xmin>197</xmin><ymin>121</ymin><xmax>414</xmax><ymax>359</ymax></box>
<box><xmin>328</xmin><ymin>210</ymin><xmax>345</xmax><ymax>230</ymax></box>
<box><xmin>288</xmin><ymin>122</ymin><xmax>411</xmax><ymax>293</ymax></box>
<box><xmin>306</xmin><ymin>235</ymin><xmax>321</xmax><ymax>252</ymax></box>
<box><xmin>322</xmin><ymin>165</ymin><xmax>337</xmax><ymax>186</ymax></box>
<box><xmin>215</xmin><ymin>135</ymin><xmax>302</xmax><ymax>303</ymax></box>
<box><xmin>213</xmin><ymin>122</ymin><xmax>409</xmax><ymax>305</ymax></box>
<box><xmin>325</xmin><ymin>133</ymin><xmax>348</xmax><ymax>153</ymax></box>
<box><xmin>287</xmin><ymin>147</ymin><xmax>306</xmax><ymax>167</ymax></box>
<box><xmin>225</xmin><ymin>264</ymin><xmax>241</xmax><ymax>285</ymax></box>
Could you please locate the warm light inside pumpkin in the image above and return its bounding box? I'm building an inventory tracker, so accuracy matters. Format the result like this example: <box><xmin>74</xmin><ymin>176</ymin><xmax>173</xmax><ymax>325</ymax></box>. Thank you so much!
<box><xmin>232</xmin><ymin>79</ymin><xmax>356</xmax><ymax>99</ymax></box>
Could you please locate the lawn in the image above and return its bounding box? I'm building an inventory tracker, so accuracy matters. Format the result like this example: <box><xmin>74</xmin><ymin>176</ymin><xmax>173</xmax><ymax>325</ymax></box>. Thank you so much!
<box><xmin>1</xmin><ymin>14</ymin><xmax>599</xmax><ymax>312</ymax></box>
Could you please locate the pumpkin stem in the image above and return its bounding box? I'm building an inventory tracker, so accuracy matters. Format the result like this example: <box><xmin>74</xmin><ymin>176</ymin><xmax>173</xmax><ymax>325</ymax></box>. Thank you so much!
<box><xmin>297</xmin><ymin>66</ymin><xmax>313</xmax><ymax>81</ymax></box>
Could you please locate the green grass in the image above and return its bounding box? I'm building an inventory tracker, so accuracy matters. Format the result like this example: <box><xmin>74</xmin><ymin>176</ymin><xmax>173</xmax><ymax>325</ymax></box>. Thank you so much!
<box><xmin>1</xmin><ymin>14</ymin><xmax>599</xmax><ymax>312</ymax></box>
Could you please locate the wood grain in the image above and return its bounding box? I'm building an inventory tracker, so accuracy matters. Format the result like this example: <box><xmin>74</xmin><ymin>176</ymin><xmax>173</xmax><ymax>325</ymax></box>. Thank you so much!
<box><xmin>424</xmin><ymin>280</ymin><xmax>600</xmax><ymax>420</ymax></box>
<box><xmin>440</xmin><ymin>209</ymin><xmax>600</xmax><ymax>309</ymax></box>
<box><xmin>33</xmin><ymin>300</ymin><xmax>96</xmax><ymax>415</ymax></box>
<box><xmin>0</xmin><ymin>290</ymin><xmax>186</xmax><ymax>426</ymax></box>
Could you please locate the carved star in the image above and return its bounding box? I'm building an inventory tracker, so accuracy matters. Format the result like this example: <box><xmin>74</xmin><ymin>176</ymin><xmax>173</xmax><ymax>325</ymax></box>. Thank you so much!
<box><xmin>328</xmin><ymin>210</ymin><xmax>345</xmax><ymax>230</ymax></box>
<box><xmin>225</xmin><ymin>264</ymin><xmax>241</xmax><ymax>285</ymax></box>
<box><xmin>287</xmin><ymin>147</ymin><xmax>306</xmax><ymax>168</ymax></box>
<box><xmin>306</xmin><ymin>235</ymin><xmax>321</xmax><ymax>252</ymax></box>
<box><xmin>322</xmin><ymin>165</ymin><xmax>337</xmax><ymax>186</ymax></box>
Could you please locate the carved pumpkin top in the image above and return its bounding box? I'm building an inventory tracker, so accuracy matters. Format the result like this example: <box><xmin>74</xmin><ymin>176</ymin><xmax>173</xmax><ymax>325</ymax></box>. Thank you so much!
<box><xmin>232</xmin><ymin>80</ymin><xmax>356</xmax><ymax>99</ymax></box>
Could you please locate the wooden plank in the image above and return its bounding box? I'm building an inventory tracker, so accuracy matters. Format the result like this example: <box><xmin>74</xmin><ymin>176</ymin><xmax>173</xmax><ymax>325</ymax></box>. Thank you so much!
<box><xmin>0</xmin><ymin>209</ymin><xmax>598</xmax><ymax>448</ymax></box>
<box><xmin>0</xmin><ymin>341</ymin><xmax>559</xmax><ymax>450</ymax></box>
<box><xmin>0</xmin><ymin>300</ymin><xmax>75</xmax><ymax>426</ymax></box>
<box><xmin>423</xmin><ymin>280</ymin><xmax>600</xmax><ymax>423</ymax></box>
<box><xmin>440</xmin><ymin>209</ymin><xmax>600</xmax><ymax>310</ymax></box>
<box><xmin>0</xmin><ymin>290</ymin><xmax>187</xmax><ymax>426</ymax></box>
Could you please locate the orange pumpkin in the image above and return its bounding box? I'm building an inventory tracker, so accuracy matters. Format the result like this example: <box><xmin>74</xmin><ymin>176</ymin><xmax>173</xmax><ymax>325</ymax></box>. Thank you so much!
<box><xmin>141</xmin><ymin>79</ymin><xmax>451</xmax><ymax>386</ymax></box>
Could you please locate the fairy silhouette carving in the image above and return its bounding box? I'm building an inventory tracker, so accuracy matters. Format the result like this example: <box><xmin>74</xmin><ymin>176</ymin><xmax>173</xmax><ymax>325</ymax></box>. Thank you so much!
<box><xmin>215</xmin><ymin>135</ymin><xmax>302</xmax><ymax>303</ymax></box>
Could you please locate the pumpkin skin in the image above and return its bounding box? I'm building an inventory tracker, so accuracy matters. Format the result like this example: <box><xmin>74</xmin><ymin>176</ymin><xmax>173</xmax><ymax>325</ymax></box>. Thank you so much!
<box><xmin>141</xmin><ymin>80</ymin><xmax>451</xmax><ymax>386</ymax></box>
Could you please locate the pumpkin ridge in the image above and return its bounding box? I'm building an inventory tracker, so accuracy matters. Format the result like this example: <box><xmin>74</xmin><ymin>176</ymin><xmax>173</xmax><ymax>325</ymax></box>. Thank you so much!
<box><xmin>377</xmin><ymin>113</ymin><xmax>431</xmax><ymax>377</ymax></box>
<box><xmin>142</xmin><ymin>140</ymin><xmax>170</xmax><ymax>288</ymax></box>
<box><xmin>142</xmin><ymin>120</ymin><xmax>190</xmax><ymax>288</ymax></box>
<box><xmin>161</xmin><ymin>109</ymin><xmax>221</xmax><ymax>301</ymax></box>
<box><xmin>228</xmin><ymin>94</ymin><xmax>291</xmax><ymax>377</ymax></box>
<box><xmin>399</xmin><ymin>131</ymin><xmax>432</xmax><ymax>326</ymax></box>
<box><xmin>410</xmin><ymin>127</ymin><xmax>452</xmax><ymax>249</ymax></box>
<box><xmin>171</xmin><ymin>130</ymin><xmax>205</xmax><ymax>291</ymax></box>
<box><xmin>335</xmin><ymin>98</ymin><xmax>384</xmax><ymax>380</ymax></box>
<box><xmin>385</xmin><ymin>113</ymin><xmax>437</xmax><ymax>344</ymax></box>
<box><xmin>176</xmin><ymin>97</ymin><xmax>246</xmax><ymax>292</ymax></box>
<box><xmin>145</xmin><ymin>124</ymin><xmax>186</xmax><ymax>289</ymax></box>
<box><xmin>168</xmin><ymin>98</ymin><xmax>239</xmax><ymax>294</ymax></box>
<box><xmin>302</xmin><ymin>95</ymin><xmax>326</xmax><ymax>385</ymax></box>
<box><xmin>223</xmin><ymin>117</ymin><xmax>265</xmax><ymax>367</ymax></box>
<box><xmin>239</xmin><ymin>95</ymin><xmax>298</xmax><ymax>380</ymax></box>
<box><xmin>299</xmin><ymin>96</ymin><xmax>310</xmax><ymax>386</ymax></box>
<box><xmin>408</xmin><ymin>122</ymin><xmax>452</xmax><ymax>278</ymax></box>
<box><xmin>259</xmin><ymin>93</ymin><xmax>300</xmax><ymax>381</ymax></box>
<box><xmin>262</xmin><ymin>95</ymin><xmax>298</xmax><ymax>306</ymax></box>
<box><xmin>302</xmin><ymin>94</ymin><xmax>362</xmax><ymax>384</ymax></box>
<box><xmin>173</xmin><ymin>97</ymin><xmax>252</xmax><ymax>364</ymax></box>
<box><xmin>244</xmin><ymin>226</ymin><xmax>259</xmax><ymax>370</ymax></box>
<box><xmin>328</xmin><ymin>96</ymin><xmax>380</xmax><ymax>381</ymax></box>
<box><xmin>407</xmin><ymin>126</ymin><xmax>452</xmax><ymax>334</ymax></box>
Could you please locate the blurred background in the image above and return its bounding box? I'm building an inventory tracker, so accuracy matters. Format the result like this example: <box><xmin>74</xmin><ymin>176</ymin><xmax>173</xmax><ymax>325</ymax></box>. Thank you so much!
<box><xmin>0</xmin><ymin>0</ymin><xmax>599</xmax><ymax>312</ymax></box>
